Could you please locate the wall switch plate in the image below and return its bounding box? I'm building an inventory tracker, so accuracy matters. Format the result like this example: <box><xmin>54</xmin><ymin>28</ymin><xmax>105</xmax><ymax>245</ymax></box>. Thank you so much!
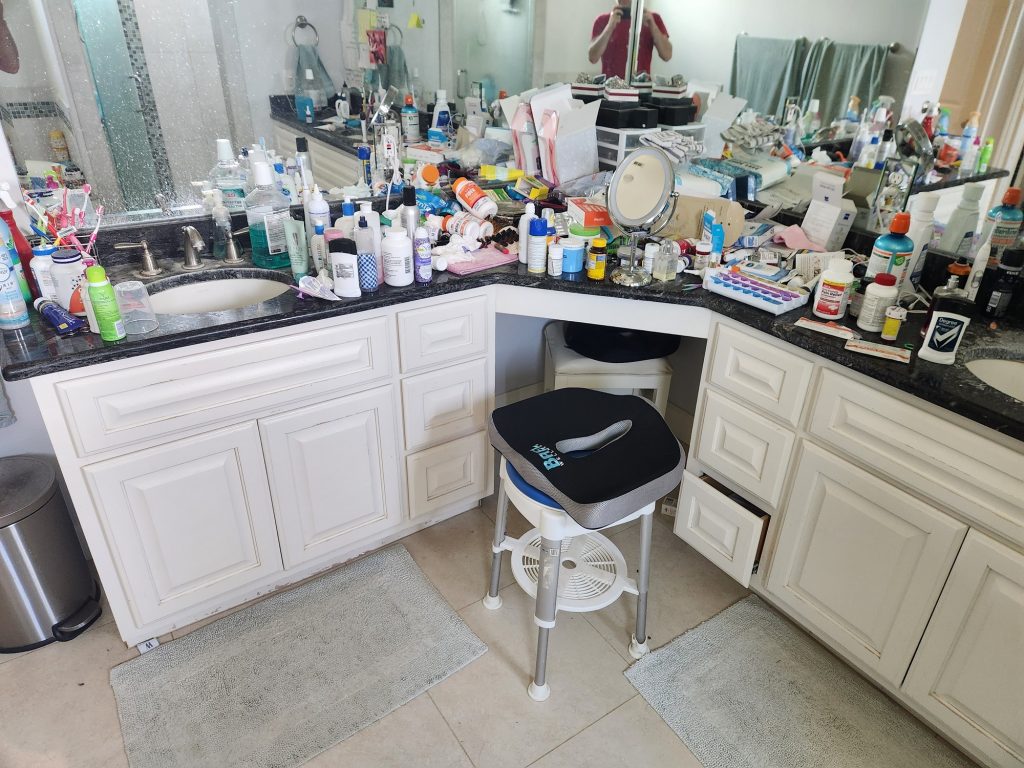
<box><xmin>136</xmin><ymin>638</ymin><xmax>160</xmax><ymax>654</ymax></box>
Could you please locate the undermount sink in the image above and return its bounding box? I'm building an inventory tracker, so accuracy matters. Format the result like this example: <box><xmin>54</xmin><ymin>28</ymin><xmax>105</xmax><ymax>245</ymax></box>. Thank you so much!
<box><xmin>965</xmin><ymin>358</ymin><xmax>1024</xmax><ymax>402</ymax></box>
<box><xmin>148</xmin><ymin>269</ymin><xmax>291</xmax><ymax>314</ymax></box>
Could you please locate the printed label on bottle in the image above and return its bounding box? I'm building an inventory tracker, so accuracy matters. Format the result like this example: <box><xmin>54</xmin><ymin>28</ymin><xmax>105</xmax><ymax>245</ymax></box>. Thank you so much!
<box><xmin>332</xmin><ymin>261</ymin><xmax>357</xmax><ymax>281</ymax></box>
<box><xmin>457</xmin><ymin>181</ymin><xmax>486</xmax><ymax>210</ymax></box>
<box><xmin>263</xmin><ymin>211</ymin><xmax>290</xmax><ymax>255</ymax></box>
<box><xmin>814</xmin><ymin>279</ymin><xmax>847</xmax><ymax>317</ymax></box>
<box><xmin>954</xmin><ymin>231</ymin><xmax>974</xmax><ymax>257</ymax></box>
<box><xmin>218</xmin><ymin>184</ymin><xmax>246</xmax><ymax>212</ymax></box>
<box><xmin>927</xmin><ymin>315</ymin><xmax>966</xmax><ymax>352</ymax></box>
<box><xmin>357</xmin><ymin>252</ymin><xmax>378</xmax><ymax>292</ymax></box>
<box><xmin>991</xmin><ymin>220</ymin><xmax>1022</xmax><ymax>249</ymax></box>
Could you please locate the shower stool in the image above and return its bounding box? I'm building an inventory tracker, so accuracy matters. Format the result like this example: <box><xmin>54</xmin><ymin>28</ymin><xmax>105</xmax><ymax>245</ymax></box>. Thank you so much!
<box><xmin>485</xmin><ymin>388</ymin><xmax>684</xmax><ymax>701</ymax></box>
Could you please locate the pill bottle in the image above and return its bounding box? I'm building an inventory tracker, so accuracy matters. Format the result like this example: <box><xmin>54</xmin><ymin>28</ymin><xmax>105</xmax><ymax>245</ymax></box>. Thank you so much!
<box><xmin>856</xmin><ymin>272</ymin><xmax>899</xmax><ymax>333</ymax></box>
<box><xmin>812</xmin><ymin>258</ymin><xmax>854</xmax><ymax>320</ymax></box>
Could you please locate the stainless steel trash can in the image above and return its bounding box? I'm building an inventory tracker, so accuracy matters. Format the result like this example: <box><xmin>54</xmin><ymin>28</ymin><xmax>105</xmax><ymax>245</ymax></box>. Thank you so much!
<box><xmin>0</xmin><ymin>456</ymin><xmax>101</xmax><ymax>652</ymax></box>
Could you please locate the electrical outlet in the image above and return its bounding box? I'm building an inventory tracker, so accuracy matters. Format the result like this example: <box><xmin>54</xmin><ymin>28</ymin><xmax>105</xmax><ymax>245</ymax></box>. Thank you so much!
<box><xmin>136</xmin><ymin>637</ymin><xmax>160</xmax><ymax>654</ymax></box>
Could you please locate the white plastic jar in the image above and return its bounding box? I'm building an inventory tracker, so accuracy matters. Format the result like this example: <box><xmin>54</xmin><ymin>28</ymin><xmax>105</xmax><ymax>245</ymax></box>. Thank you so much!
<box><xmin>856</xmin><ymin>272</ymin><xmax>899</xmax><ymax>333</ymax></box>
<box><xmin>50</xmin><ymin>249</ymin><xmax>88</xmax><ymax>316</ymax></box>
<box><xmin>29</xmin><ymin>244</ymin><xmax>58</xmax><ymax>301</ymax></box>
<box><xmin>381</xmin><ymin>228</ymin><xmax>414</xmax><ymax>287</ymax></box>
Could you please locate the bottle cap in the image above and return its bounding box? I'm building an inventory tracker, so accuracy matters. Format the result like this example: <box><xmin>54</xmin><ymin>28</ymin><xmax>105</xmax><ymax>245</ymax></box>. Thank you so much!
<box><xmin>342</xmin><ymin>196</ymin><xmax>355</xmax><ymax>216</ymax></box>
<box><xmin>529</xmin><ymin>218</ymin><xmax>548</xmax><ymax>236</ymax></box>
<box><xmin>358</xmin><ymin>145</ymin><xmax>371</xmax><ymax>160</ymax></box>
<box><xmin>914</xmin><ymin>192</ymin><xmax>939</xmax><ymax>213</ymax></box>
<box><xmin>274</xmin><ymin>162</ymin><xmax>285</xmax><ymax>173</ymax></box>
<box><xmin>525</xmin><ymin>202</ymin><xmax>535</xmax><ymax>215</ymax></box>
<box><xmin>358</xmin><ymin>216</ymin><xmax>368</xmax><ymax>228</ymax></box>
<box><xmin>963</xmin><ymin>182</ymin><xmax>984</xmax><ymax>200</ymax></box>
<box><xmin>85</xmin><ymin>265</ymin><xmax>107</xmax><ymax>283</ymax></box>
<box><xmin>874</xmin><ymin>272</ymin><xmax>897</xmax><ymax>286</ymax></box>
<box><xmin>882</xmin><ymin>128</ymin><xmax>894</xmax><ymax>141</ymax></box>
<box><xmin>549</xmin><ymin>244</ymin><xmax>564</xmax><ymax>259</ymax></box>
<box><xmin>592</xmin><ymin>237</ymin><xmax>607</xmax><ymax>248</ymax></box>
<box><xmin>32</xmin><ymin>244</ymin><xmax>56</xmax><ymax>257</ymax></box>
<box><xmin>295</xmin><ymin>137</ymin><xmax>309</xmax><ymax>153</ymax></box>
<box><xmin>420</xmin><ymin>164</ymin><xmax>440</xmax><ymax>185</ymax></box>
<box><xmin>414</xmin><ymin>226</ymin><xmax>428</xmax><ymax>240</ymax></box>
<box><xmin>403</xmin><ymin>186</ymin><xmax>416</xmax><ymax>205</ymax></box>
<box><xmin>328</xmin><ymin>237</ymin><xmax>357</xmax><ymax>253</ymax></box>
<box><xmin>829</xmin><ymin>258</ymin><xmax>853</xmax><ymax>274</ymax></box>
<box><xmin>405</xmin><ymin>94</ymin><xmax>414</xmax><ymax>106</ymax></box>
<box><xmin>216</xmin><ymin>138</ymin><xmax>234</xmax><ymax>162</ymax></box>
<box><xmin>436</xmin><ymin>90</ymin><xmax>447</xmax><ymax>103</ymax></box>
<box><xmin>890</xmin><ymin>211</ymin><xmax>911</xmax><ymax>234</ymax></box>
<box><xmin>868</xmin><ymin>135</ymin><xmax>880</xmax><ymax>145</ymax></box>
<box><xmin>315</xmin><ymin>223</ymin><xmax>325</xmax><ymax>235</ymax></box>
<box><xmin>385</xmin><ymin>227</ymin><xmax>408</xmax><ymax>239</ymax></box>
<box><xmin>1000</xmin><ymin>249</ymin><xmax>1024</xmax><ymax>269</ymax></box>
<box><xmin>251</xmin><ymin>161</ymin><xmax>273</xmax><ymax>187</ymax></box>
<box><xmin>1003</xmin><ymin>187</ymin><xmax>1022</xmax><ymax>206</ymax></box>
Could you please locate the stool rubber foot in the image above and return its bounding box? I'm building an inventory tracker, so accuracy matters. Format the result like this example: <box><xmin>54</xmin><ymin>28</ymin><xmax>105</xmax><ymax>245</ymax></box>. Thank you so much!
<box><xmin>629</xmin><ymin>635</ymin><xmax>650</xmax><ymax>660</ymax></box>
<box><xmin>528</xmin><ymin>681</ymin><xmax>550</xmax><ymax>702</ymax></box>
<box><xmin>483</xmin><ymin>593</ymin><xmax>503</xmax><ymax>610</ymax></box>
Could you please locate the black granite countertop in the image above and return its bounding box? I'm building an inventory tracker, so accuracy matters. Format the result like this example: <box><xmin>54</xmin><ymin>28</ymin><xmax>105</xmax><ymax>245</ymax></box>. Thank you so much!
<box><xmin>269</xmin><ymin>95</ymin><xmax>363</xmax><ymax>158</ymax></box>
<box><xmin>4</xmin><ymin>254</ymin><xmax>1024</xmax><ymax>443</ymax></box>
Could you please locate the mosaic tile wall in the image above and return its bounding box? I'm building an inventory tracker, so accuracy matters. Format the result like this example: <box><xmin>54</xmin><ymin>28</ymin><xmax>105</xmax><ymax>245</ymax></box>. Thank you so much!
<box><xmin>114</xmin><ymin>0</ymin><xmax>174</xmax><ymax>196</ymax></box>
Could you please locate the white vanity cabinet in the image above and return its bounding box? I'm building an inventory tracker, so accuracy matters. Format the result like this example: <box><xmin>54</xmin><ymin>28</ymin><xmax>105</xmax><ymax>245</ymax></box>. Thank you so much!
<box><xmin>259</xmin><ymin>387</ymin><xmax>402</xmax><ymax>570</ymax></box>
<box><xmin>765</xmin><ymin>442</ymin><xmax>966</xmax><ymax>686</ymax></box>
<box><xmin>31</xmin><ymin>290</ymin><xmax>494</xmax><ymax>647</ymax></box>
<box><xmin>272</xmin><ymin>121</ymin><xmax>361</xmax><ymax>190</ymax></box>
<box><xmin>82</xmin><ymin>422</ymin><xmax>283</xmax><ymax>627</ymax></box>
<box><xmin>682</xmin><ymin>317</ymin><xmax>1024</xmax><ymax>767</ymax></box>
<box><xmin>903</xmin><ymin>531</ymin><xmax>1024</xmax><ymax>768</ymax></box>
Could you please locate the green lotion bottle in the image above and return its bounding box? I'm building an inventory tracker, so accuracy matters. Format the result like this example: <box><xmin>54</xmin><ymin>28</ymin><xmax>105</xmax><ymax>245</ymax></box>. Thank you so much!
<box><xmin>85</xmin><ymin>266</ymin><xmax>126</xmax><ymax>341</ymax></box>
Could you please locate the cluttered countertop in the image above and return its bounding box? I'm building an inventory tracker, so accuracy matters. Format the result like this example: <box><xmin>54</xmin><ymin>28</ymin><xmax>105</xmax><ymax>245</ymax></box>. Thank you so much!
<box><xmin>5</xmin><ymin>246</ymin><xmax>1024</xmax><ymax>442</ymax></box>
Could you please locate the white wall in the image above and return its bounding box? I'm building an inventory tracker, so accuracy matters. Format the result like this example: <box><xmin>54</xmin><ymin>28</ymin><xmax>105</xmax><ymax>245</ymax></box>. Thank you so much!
<box><xmin>0</xmin><ymin>0</ymin><xmax>54</xmax><ymax>102</ymax></box>
<box><xmin>902</xmin><ymin>0</ymin><xmax>969</xmax><ymax>118</ymax></box>
<box><xmin>541</xmin><ymin>0</ymin><xmax>930</xmax><ymax>93</ymax></box>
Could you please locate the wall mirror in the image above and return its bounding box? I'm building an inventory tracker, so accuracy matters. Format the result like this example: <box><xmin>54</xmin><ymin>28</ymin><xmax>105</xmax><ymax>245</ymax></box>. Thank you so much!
<box><xmin>0</xmin><ymin>0</ymin><xmax>1015</xmax><ymax>225</ymax></box>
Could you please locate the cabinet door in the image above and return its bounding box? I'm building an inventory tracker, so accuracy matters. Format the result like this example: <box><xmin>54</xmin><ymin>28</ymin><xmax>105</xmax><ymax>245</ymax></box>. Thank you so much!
<box><xmin>406</xmin><ymin>431</ymin><xmax>490</xmax><ymax>519</ymax></box>
<box><xmin>260</xmin><ymin>387</ymin><xmax>402</xmax><ymax>569</ymax></box>
<box><xmin>83</xmin><ymin>423</ymin><xmax>283</xmax><ymax>626</ymax></box>
<box><xmin>904</xmin><ymin>531</ymin><xmax>1024</xmax><ymax>768</ymax></box>
<box><xmin>766</xmin><ymin>443</ymin><xmax>967</xmax><ymax>686</ymax></box>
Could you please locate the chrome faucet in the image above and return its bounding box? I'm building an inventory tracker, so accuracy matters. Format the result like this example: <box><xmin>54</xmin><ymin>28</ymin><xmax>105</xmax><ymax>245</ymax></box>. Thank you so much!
<box><xmin>181</xmin><ymin>226</ymin><xmax>206</xmax><ymax>271</ymax></box>
<box><xmin>113</xmin><ymin>239</ymin><xmax>162</xmax><ymax>277</ymax></box>
<box><xmin>154</xmin><ymin>193</ymin><xmax>172</xmax><ymax>216</ymax></box>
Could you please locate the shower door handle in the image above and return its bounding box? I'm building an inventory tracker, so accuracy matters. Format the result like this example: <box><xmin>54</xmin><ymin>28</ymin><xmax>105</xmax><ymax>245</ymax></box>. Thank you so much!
<box><xmin>125</xmin><ymin>73</ymin><xmax>147</xmax><ymax>113</ymax></box>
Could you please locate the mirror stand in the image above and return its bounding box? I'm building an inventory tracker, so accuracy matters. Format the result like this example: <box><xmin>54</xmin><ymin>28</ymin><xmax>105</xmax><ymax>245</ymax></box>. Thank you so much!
<box><xmin>611</xmin><ymin>231</ymin><xmax>652</xmax><ymax>287</ymax></box>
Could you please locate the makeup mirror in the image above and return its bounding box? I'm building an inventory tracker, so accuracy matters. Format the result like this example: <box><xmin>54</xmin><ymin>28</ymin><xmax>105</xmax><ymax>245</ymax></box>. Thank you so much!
<box><xmin>606</xmin><ymin>146</ymin><xmax>676</xmax><ymax>287</ymax></box>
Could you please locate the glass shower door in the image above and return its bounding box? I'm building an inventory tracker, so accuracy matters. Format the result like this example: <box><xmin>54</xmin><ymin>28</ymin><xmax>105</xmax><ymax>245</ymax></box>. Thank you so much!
<box><xmin>72</xmin><ymin>0</ymin><xmax>159</xmax><ymax>210</ymax></box>
<box><xmin>453</xmin><ymin>0</ymin><xmax>534</xmax><ymax>103</ymax></box>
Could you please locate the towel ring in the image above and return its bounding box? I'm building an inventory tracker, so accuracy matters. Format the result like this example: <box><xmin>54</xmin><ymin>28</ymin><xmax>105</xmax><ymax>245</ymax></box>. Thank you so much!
<box><xmin>291</xmin><ymin>15</ymin><xmax>319</xmax><ymax>46</ymax></box>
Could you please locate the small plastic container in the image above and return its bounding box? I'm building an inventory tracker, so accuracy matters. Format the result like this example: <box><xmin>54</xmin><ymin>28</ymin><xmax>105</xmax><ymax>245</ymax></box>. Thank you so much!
<box><xmin>586</xmin><ymin>237</ymin><xmax>608</xmax><ymax>280</ymax></box>
<box><xmin>547</xmin><ymin>244</ymin><xmax>563</xmax><ymax>277</ymax></box>
<box><xmin>452</xmin><ymin>177</ymin><xmax>498</xmax><ymax>219</ymax></box>
<box><xmin>528</xmin><ymin>218</ymin><xmax>547</xmax><ymax>274</ymax></box>
<box><xmin>812</xmin><ymin>258</ymin><xmax>854</xmax><ymax>320</ymax></box>
<box><xmin>114</xmin><ymin>281</ymin><xmax>159</xmax><ymax>334</ymax></box>
<box><xmin>856</xmin><ymin>272</ymin><xmax>899</xmax><ymax>333</ymax></box>
<box><xmin>561</xmin><ymin>238</ymin><xmax>585</xmax><ymax>273</ymax></box>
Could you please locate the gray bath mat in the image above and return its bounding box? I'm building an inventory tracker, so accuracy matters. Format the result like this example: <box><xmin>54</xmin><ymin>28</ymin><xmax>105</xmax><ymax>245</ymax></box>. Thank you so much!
<box><xmin>111</xmin><ymin>545</ymin><xmax>486</xmax><ymax>768</ymax></box>
<box><xmin>626</xmin><ymin>595</ymin><xmax>974</xmax><ymax>768</ymax></box>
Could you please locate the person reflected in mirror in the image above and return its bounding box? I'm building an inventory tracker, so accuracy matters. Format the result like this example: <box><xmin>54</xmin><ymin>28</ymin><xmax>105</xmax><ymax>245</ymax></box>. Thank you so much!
<box><xmin>0</xmin><ymin>1</ymin><xmax>20</xmax><ymax>74</ymax></box>
<box><xmin>589</xmin><ymin>1</ymin><xmax>671</xmax><ymax>79</ymax></box>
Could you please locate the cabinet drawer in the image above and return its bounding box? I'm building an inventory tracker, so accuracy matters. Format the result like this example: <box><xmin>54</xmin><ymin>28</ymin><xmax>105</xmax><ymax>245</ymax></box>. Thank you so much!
<box><xmin>406</xmin><ymin>431</ymin><xmax>491</xmax><ymax>518</ymax></box>
<box><xmin>695</xmin><ymin>389</ymin><xmax>796</xmax><ymax>506</ymax></box>
<box><xmin>397</xmin><ymin>296</ymin><xmax>488</xmax><ymax>373</ymax></box>
<box><xmin>57</xmin><ymin>317</ymin><xmax>391</xmax><ymax>456</ymax></box>
<box><xmin>709</xmin><ymin>324</ymin><xmax>813</xmax><ymax>426</ymax></box>
<box><xmin>809</xmin><ymin>369</ymin><xmax>1024</xmax><ymax>544</ymax></box>
<box><xmin>675</xmin><ymin>470</ymin><xmax>768</xmax><ymax>587</ymax></box>
<box><xmin>401</xmin><ymin>358</ymin><xmax>488</xmax><ymax>451</ymax></box>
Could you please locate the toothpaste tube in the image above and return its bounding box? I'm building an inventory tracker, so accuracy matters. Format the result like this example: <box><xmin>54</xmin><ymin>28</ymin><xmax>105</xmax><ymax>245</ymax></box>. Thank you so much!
<box><xmin>34</xmin><ymin>298</ymin><xmax>86</xmax><ymax>336</ymax></box>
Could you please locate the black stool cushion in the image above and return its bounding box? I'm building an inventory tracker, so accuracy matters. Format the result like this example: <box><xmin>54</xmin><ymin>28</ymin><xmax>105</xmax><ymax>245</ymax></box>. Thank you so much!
<box><xmin>488</xmin><ymin>388</ymin><xmax>685</xmax><ymax>530</ymax></box>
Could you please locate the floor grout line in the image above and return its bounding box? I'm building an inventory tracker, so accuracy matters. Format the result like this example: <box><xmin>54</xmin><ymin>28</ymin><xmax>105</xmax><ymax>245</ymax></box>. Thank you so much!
<box><xmin>522</xmin><ymin>694</ymin><xmax>641</xmax><ymax>768</ymax></box>
<box><xmin>427</xmin><ymin>689</ymin><xmax>479</xmax><ymax>768</ymax></box>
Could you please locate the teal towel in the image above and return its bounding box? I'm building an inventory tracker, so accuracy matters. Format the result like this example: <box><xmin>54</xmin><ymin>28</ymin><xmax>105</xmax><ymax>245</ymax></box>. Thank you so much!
<box><xmin>730</xmin><ymin>36</ymin><xmax>808</xmax><ymax>117</ymax></box>
<box><xmin>800</xmin><ymin>40</ymin><xmax>887</xmax><ymax>125</ymax></box>
<box><xmin>294</xmin><ymin>43</ymin><xmax>335</xmax><ymax>103</ymax></box>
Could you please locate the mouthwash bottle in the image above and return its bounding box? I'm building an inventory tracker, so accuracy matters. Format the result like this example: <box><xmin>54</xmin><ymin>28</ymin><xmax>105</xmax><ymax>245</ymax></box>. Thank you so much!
<box><xmin>244</xmin><ymin>161</ymin><xmax>292</xmax><ymax>269</ymax></box>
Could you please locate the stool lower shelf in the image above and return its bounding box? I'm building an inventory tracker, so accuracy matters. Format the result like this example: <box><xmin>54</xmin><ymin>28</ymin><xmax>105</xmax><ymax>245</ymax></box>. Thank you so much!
<box><xmin>507</xmin><ymin>528</ymin><xmax>638</xmax><ymax>613</ymax></box>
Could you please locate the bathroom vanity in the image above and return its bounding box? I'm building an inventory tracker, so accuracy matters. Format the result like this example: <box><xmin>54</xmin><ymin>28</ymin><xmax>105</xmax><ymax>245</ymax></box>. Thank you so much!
<box><xmin>4</xmin><ymin>266</ymin><xmax>1023</xmax><ymax>768</ymax></box>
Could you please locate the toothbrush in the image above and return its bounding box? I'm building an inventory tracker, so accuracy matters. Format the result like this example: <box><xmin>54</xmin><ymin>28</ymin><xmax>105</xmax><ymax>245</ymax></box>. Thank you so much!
<box><xmin>84</xmin><ymin>206</ymin><xmax>104</xmax><ymax>254</ymax></box>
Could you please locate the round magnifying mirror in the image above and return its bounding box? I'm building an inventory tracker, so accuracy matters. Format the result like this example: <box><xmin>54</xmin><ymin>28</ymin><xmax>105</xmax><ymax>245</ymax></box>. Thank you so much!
<box><xmin>607</xmin><ymin>147</ymin><xmax>675</xmax><ymax>287</ymax></box>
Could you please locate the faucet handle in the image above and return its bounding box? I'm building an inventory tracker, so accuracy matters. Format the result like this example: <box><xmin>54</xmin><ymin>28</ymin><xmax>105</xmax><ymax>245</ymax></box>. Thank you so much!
<box><xmin>115</xmin><ymin>240</ymin><xmax>162</xmax><ymax>277</ymax></box>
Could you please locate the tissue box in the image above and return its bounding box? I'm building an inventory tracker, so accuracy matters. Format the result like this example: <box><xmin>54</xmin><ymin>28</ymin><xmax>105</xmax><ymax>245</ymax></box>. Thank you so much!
<box><xmin>567</xmin><ymin>198</ymin><xmax>612</xmax><ymax>227</ymax></box>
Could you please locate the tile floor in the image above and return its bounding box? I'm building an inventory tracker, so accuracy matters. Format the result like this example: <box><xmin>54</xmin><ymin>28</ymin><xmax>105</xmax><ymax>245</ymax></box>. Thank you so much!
<box><xmin>0</xmin><ymin>500</ymin><xmax>748</xmax><ymax>768</ymax></box>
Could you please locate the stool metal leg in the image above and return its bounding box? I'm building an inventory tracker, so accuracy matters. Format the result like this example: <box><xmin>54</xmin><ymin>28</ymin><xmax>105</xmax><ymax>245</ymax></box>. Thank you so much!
<box><xmin>629</xmin><ymin>511</ymin><xmax>654</xmax><ymax>659</ymax></box>
<box><xmin>529</xmin><ymin>536</ymin><xmax>561</xmax><ymax>701</ymax></box>
<box><xmin>483</xmin><ymin>482</ymin><xmax>509</xmax><ymax>610</ymax></box>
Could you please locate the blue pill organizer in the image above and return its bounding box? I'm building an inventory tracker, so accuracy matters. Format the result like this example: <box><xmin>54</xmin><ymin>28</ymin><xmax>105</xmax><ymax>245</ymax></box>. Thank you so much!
<box><xmin>703</xmin><ymin>267</ymin><xmax>810</xmax><ymax>315</ymax></box>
